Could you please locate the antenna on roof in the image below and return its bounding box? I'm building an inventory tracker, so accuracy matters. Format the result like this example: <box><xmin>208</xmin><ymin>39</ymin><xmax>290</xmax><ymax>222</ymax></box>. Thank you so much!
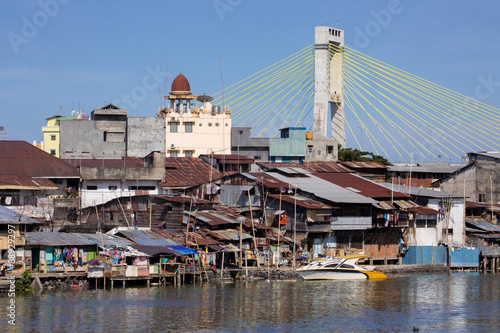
<box><xmin>164</xmin><ymin>55</ymin><xmax>169</xmax><ymax>108</ymax></box>
<box><xmin>220</xmin><ymin>54</ymin><xmax>226</xmax><ymax>174</ymax></box>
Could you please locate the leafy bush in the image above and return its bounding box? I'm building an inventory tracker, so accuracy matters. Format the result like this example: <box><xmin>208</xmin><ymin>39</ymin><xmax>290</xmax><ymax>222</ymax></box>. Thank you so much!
<box><xmin>15</xmin><ymin>271</ymin><xmax>33</xmax><ymax>294</ymax></box>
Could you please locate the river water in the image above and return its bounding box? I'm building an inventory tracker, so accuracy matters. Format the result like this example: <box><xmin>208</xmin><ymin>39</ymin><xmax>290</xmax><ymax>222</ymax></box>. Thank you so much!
<box><xmin>2</xmin><ymin>273</ymin><xmax>499</xmax><ymax>332</ymax></box>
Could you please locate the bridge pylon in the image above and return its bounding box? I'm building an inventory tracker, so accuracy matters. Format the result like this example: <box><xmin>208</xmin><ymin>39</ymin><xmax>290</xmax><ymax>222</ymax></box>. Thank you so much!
<box><xmin>312</xmin><ymin>26</ymin><xmax>345</xmax><ymax>147</ymax></box>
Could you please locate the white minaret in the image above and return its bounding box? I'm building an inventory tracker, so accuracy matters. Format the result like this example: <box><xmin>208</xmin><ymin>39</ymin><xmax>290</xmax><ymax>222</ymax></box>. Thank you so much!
<box><xmin>312</xmin><ymin>26</ymin><xmax>345</xmax><ymax>147</ymax></box>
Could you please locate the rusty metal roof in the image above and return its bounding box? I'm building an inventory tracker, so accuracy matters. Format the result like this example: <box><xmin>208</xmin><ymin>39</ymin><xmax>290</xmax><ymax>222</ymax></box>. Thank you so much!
<box><xmin>245</xmin><ymin>172</ymin><xmax>292</xmax><ymax>189</ymax></box>
<box><xmin>200</xmin><ymin>154</ymin><xmax>253</xmax><ymax>164</ymax></box>
<box><xmin>64</xmin><ymin>157</ymin><xmax>145</xmax><ymax>168</ymax></box>
<box><xmin>409</xmin><ymin>206</ymin><xmax>441</xmax><ymax>215</ymax></box>
<box><xmin>151</xmin><ymin>195</ymin><xmax>213</xmax><ymax>204</ymax></box>
<box><xmin>257</xmin><ymin>161</ymin><xmax>352</xmax><ymax>173</ymax></box>
<box><xmin>314</xmin><ymin>173</ymin><xmax>409</xmax><ymax>199</ymax></box>
<box><xmin>339</xmin><ymin>161</ymin><xmax>388</xmax><ymax>169</ymax></box>
<box><xmin>116</xmin><ymin>229</ymin><xmax>183</xmax><ymax>246</ymax></box>
<box><xmin>373</xmin><ymin>201</ymin><xmax>397</xmax><ymax>210</ymax></box>
<box><xmin>203</xmin><ymin>229</ymin><xmax>252</xmax><ymax>241</ymax></box>
<box><xmin>0</xmin><ymin>141</ymin><xmax>79</xmax><ymax>178</ymax></box>
<box><xmin>0</xmin><ymin>175</ymin><xmax>58</xmax><ymax>190</ymax></box>
<box><xmin>192</xmin><ymin>211</ymin><xmax>238</xmax><ymax>227</ymax></box>
<box><xmin>161</xmin><ymin>157</ymin><xmax>223</xmax><ymax>188</ymax></box>
<box><xmin>393</xmin><ymin>200</ymin><xmax>419</xmax><ymax>209</ymax></box>
<box><xmin>302</xmin><ymin>162</ymin><xmax>354</xmax><ymax>173</ymax></box>
<box><xmin>267</xmin><ymin>194</ymin><xmax>338</xmax><ymax>210</ymax></box>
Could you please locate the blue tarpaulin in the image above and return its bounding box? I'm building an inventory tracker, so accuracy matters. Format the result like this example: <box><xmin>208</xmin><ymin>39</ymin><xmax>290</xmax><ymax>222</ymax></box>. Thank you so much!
<box><xmin>167</xmin><ymin>245</ymin><xmax>198</xmax><ymax>255</ymax></box>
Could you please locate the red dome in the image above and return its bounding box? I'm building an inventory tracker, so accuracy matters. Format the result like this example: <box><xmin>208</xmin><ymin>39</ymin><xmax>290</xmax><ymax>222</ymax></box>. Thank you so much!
<box><xmin>171</xmin><ymin>73</ymin><xmax>191</xmax><ymax>92</ymax></box>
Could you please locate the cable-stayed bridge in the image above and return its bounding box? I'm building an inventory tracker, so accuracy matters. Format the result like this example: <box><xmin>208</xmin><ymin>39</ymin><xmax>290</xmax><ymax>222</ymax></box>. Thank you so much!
<box><xmin>211</xmin><ymin>26</ymin><xmax>500</xmax><ymax>163</ymax></box>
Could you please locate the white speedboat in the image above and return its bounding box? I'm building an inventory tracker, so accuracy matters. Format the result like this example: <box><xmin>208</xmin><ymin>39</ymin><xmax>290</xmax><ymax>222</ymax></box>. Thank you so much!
<box><xmin>296</xmin><ymin>255</ymin><xmax>386</xmax><ymax>280</ymax></box>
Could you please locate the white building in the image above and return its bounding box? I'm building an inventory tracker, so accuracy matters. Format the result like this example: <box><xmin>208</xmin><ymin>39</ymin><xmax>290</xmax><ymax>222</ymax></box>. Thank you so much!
<box><xmin>158</xmin><ymin>73</ymin><xmax>231</xmax><ymax>157</ymax></box>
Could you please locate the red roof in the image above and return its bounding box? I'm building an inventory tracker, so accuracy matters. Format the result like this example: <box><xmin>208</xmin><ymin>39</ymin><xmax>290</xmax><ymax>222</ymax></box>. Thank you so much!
<box><xmin>0</xmin><ymin>175</ymin><xmax>58</xmax><ymax>189</ymax></box>
<box><xmin>267</xmin><ymin>194</ymin><xmax>338</xmax><ymax>209</ymax></box>
<box><xmin>0</xmin><ymin>141</ymin><xmax>79</xmax><ymax>178</ymax></box>
<box><xmin>257</xmin><ymin>161</ymin><xmax>352</xmax><ymax>173</ymax></box>
<box><xmin>408</xmin><ymin>206</ymin><xmax>440</xmax><ymax>215</ymax></box>
<box><xmin>161</xmin><ymin>157</ymin><xmax>222</xmax><ymax>188</ymax></box>
<box><xmin>171</xmin><ymin>73</ymin><xmax>191</xmax><ymax>92</ymax></box>
<box><xmin>339</xmin><ymin>161</ymin><xmax>388</xmax><ymax>169</ymax></box>
<box><xmin>314</xmin><ymin>172</ymin><xmax>409</xmax><ymax>199</ymax></box>
<box><xmin>246</xmin><ymin>172</ymin><xmax>292</xmax><ymax>189</ymax></box>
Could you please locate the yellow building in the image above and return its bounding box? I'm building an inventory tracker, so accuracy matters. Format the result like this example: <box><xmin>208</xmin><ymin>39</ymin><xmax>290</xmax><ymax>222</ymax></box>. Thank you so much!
<box><xmin>158</xmin><ymin>74</ymin><xmax>231</xmax><ymax>157</ymax></box>
<box><xmin>41</xmin><ymin>115</ymin><xmax>76</xmax><ymax>157</ymax></box>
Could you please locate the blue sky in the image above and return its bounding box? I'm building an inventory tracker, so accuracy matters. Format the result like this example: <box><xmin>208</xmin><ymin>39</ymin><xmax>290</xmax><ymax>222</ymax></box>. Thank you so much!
<box><xmin>1</xmin><ymin>0</ymin><xmax>500</xmax><ymax>162</ymax></box>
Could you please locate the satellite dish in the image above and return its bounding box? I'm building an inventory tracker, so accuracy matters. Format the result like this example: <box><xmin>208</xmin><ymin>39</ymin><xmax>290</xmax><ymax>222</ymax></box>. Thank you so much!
<box><xmin>197</xmin><ymin>94</ymin><xmax>213</xmax><ymax>103</ymax></box>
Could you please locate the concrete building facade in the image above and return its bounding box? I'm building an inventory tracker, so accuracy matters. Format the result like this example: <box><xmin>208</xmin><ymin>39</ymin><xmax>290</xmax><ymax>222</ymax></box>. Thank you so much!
<box><xmin>158</xmin><ymin>74</ymin><xmax>231</xmax><ymax>158</ymax></box>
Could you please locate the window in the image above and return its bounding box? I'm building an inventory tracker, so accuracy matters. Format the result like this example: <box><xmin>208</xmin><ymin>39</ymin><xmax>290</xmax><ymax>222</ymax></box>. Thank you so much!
<box><xmin>169</xmin><ymin>122</ymin><xmax>178</xmax><ymax>133</ymax></box>
<box><xmin>478</xmin><ymin>193</ymin><xmax>486</xmax><ymax>202</ymax></box>
<box><xmin>184</xmin><ymin>150</ymin><xmax>194</xmax><ymax>157</ymax></box>
<box><xmin>108</xmin><ymin>186</ymin><xmax>117</xmax><ymax>190</ymax></box>
<box><xmin>184</xmin><ymin>122</ymin><xmax>194</xmax><ymax>133</ymax></box>
<box><xmin>254</xmin><ymin>156</ymin><xmax>261</xmax><ymax>160</ymax></box>
<box><xmin>327</xmin><ymin>145</ymin><xmax>334</xmax><ymax>155</ymax></box>
<box><xmin>208</xmin><ymin>123</ymin><xmax>212</xmax><ymax>127</ymax></box>
<box><xmin>215</xmin><ymin>123</ymin><xmax>220</xmax><ymax>127</ymax></box>
<box><xmin>128</xmin><ymin>186</ymin><xmax>156</xmax><ymax>191</ymax></box>
<box><xmin>87</xmin><ymin>185</ymin><xmax>97</xmax><ymax>190</ymax></box>
<box><xmin>50</xmin><ymin>149</ymin><xmax>56</xmax><ymax>155</ymax></box>
<box><xmin>50</xmin><ymin>135</ymin><xmax>56</xmax><ymax>141</ymax></box>
<box><xmin>169</xmin><ymin>150</ymin><xmax>178</xmax><ymax>157</ymax></box>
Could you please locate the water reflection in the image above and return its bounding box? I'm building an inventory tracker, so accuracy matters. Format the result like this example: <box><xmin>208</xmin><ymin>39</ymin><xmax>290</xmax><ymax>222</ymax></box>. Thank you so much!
<box><xmin>1</xmin><ymin>273</ymin><xmax>499</xmax><ymax>332</ymax></box>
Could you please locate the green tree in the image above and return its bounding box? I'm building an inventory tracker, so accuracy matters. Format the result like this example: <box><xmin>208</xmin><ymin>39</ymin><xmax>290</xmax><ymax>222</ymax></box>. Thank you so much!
<box><xmin>15</xmin><ymin>270</ymin><xmax>33</xmax><ymax>294</ymax></box>
<box><xmin>338</xmin><ymin>148</ymin><xmax>391</xmax><ymax>166</ymax></box>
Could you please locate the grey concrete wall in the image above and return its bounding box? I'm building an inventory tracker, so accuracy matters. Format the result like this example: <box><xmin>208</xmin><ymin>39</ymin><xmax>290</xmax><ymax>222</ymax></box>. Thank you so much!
<box><xmin>231</xmin><ymin>127</ymin><xmax>269</xmax><ymax>161</ymax></box>
<box><xmin>78</xmin><ymin>152</ymin><xmax>165</xmax><ymax>181</ymax></box>
<box><xmin>127</xmin><ymin>117</ymin><xmax>165</xmax><ymax>157</ymax></box>
<box><xmin>60</xmin><ymin>119</ymin><xmax>127</xmax><ymax>159</ymax></box>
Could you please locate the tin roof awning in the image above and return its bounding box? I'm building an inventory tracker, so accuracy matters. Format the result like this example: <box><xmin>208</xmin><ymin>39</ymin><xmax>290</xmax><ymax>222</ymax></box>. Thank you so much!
<box><xmin>373</xmin><ymin>201</ymin><xmax>396</xmax><ymax>210</ymax></box>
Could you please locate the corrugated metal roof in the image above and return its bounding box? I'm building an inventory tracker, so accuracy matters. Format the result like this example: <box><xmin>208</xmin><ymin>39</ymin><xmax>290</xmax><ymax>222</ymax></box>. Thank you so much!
<box><xmin>315</xmin><ymin>173</ymin><xmax>409</xmax><ymax>199</ymax></box>
<box><xmin>388</xmin><ymin>162</ymin><xmax>461</xmax><ymax>173</ymax></box>
<box><xmin>25</xmin><ymin>232</ymin><xmax>133</xmax><ymax>247</ymax></box>
<box><xmin>466</xmin><ymin>218</ymin><xmax>500</xmax><ymax>232</ymax></box>
<box><xmin>268</xmin><ymin>194</ymin><xmax>337</xmax><ymax>210</ymax></box>
<box><xmin>117</xmin><ymin>230</ymin><xmax>182</xmax><ymax>246</ymax></box>
<box><xmin>257</xmin><ymin>162</ymin><xmax>353</xmax><ymax>173</ymax></box>
<box><xmin>409</xmin><ymin>206</ymin><xmax>440</xmax><ymax>215</ymax></box>
<box><xmin>241</xmin><ymin>173</ymin><xmax>257</xmax><ymax>180</ymax></box>
<box><xmin>160</xmin><ymin>157</ymin><xmax>223</xmax><ymax>188</ymax></box>
<box><xmin>194</xmin><ymin>212</ymin><xmax>237</xmax><ymax>226</ymax></box>
<box><xmin>377</xmin><ymin>182</ymin><xmax>464</xmax><ymax>199</ymax></box>
<box><xmin>210</xmin><ymin>229</ymin><xmax>253</xmax><ymax>241</ymax></box>
<box><xmin>266</xmin><ymin>172</ymin><xmax>376</xmax><ymax>204</ymax></box>
<box><xmin>393</xmin><ymin>200</ymin><xmax>419</xmax><ymax>209</ymax></box>
<box><xmin>246</xmin><ymin>172</ymin><xmax>291</xmax><ymax>189</ymax></box>
<box><xmin>0</xmin><ymin>141</ymin><xmax>79</xmax><ymax>178</ymax></box>
<box><xmin>340</xmin><ymin>161</ymin><xmax>388</xmax><ymax>169</ymax></box>
<box><xmin>0</xmin><ymin>175</ymin><xmax>58</xmax><ymax>190</ymax></box>
<box><xmin>373</xmin><ymin>201</ymin><xmax>396</xmax><ymax>210</ymax></box>
<box><xmin>0</xmin><ymin>205</ymin><xmax>40</xmax><ymax>224</ymax></box>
